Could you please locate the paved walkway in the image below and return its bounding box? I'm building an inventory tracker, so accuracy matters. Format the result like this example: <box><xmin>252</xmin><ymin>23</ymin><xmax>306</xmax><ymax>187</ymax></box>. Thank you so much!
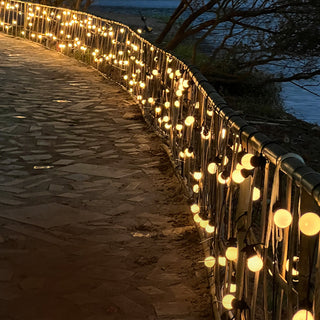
<box><xmin>0</xmin><ymin>34</ymin><xmax>211</xmax><ymax>319</ymax></box>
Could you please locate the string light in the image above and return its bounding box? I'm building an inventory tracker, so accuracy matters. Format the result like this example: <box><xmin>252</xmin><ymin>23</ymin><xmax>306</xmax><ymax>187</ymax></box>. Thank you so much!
<box><xmin>3</xmin><ymin>3</ymin><xmax>318</xmax><ymax>317</ymax></box>
<box><xmin>222</xmin><ymin>294</ymin><xmax>235</xmax><ymax>310</ymax></box>
<box><xmin>193</xmin><ymin>171</ymin><xmax>202</xmax><ymax>181</ymax></box>
<box><xmin>292</xmin><ymin>310</ymin><xmax>314</xmax><ymax>320</ymax></box>
<box><xmin>205</xmin><ymin>223</ymin><xmax>215</xmax><ymax>233</ymax></box>
<box><xmin>299</xmin><ymin>212</ymin><xmax>320</xmax><ymax>236</ymax></box>
<box><xmin>241</xmin><ymin>153</ymin><xmax>255</xmax><ymax>170</ymax></box>
<box><xmin>185</xmin><ymin>116</ymin><xmax>195</xmax><ymax>126</ymax></box>
<box><xmin>190</xmin><ymin>204</ymin><xmax>200</xmax><ymax>214</ymax></box>
<box><xmin>193</xmin><ymin>184</ymin><xmax>199</xmax><ymax>193</ymax></box>
<box><xmin>208</xmin><ymin>163</ymin><xmax>217</xmax><ymax>174</ymax></box>
<box><xmin>204</xmin><ymin>256</ymin><xmax>216</xmax><ymax>268</ymax></box>
<box><xmin>274</xmin><ymin>209</ymin><xmax>292</xmax><ymax>228</ymax></box>
<box><xmin>247</xmin><ymin>254</ymin><xmax>263</xmax><ymax>272</ymax></box>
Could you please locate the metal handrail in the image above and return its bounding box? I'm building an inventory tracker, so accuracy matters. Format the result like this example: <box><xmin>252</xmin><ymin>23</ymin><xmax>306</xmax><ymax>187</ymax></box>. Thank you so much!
<box><xmin>1</xmin><ymin>1</ymin><xmax>320</xmax><ymax>319</ymax></box>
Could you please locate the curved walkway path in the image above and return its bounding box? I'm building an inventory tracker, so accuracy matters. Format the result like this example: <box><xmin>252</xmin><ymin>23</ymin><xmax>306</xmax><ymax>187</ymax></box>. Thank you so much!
<box><xmin>0</xmin><ymin>33</ymin><xmax>211</xmax><ymax>320</ymax></box>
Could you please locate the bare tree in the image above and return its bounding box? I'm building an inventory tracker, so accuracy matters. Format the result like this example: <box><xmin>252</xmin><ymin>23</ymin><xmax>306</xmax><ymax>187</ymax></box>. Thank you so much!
<box><xmin>156</xmin><ymin>0</ymin><xmax>320</xmax><ymax>84</ymax></box>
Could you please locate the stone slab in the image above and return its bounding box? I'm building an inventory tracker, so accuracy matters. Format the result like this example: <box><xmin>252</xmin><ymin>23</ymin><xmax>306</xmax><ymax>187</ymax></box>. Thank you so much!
<box><xmin>0</xmin><ymin>203</ymin><xmax>106</xmax><ymax>228</ymax></box>
<box><xmin>58</xmin><ymin>163</ymin><xmax>141</xmax><ymax>179</ymax></box>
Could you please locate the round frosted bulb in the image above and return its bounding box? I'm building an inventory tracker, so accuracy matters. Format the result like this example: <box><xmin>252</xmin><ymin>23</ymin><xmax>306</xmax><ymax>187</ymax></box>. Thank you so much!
<box><xmin>241</xmin><ymin>153</ymin><xmax>254</xmax><ymax>170</ymax></box>
<box><xmin>222</xmin><ymin>294</ymin><xmax>235</xmax><ymax>310</ymax></box>
<box><xmin>193</xmin><ymin>184</ymin><xmax>199</xmax><ymax>193</ymax></box>
<box><xmin>252</xmin><ymin>187</ymin><xmax>261</xmax><ymax>201</ymax></box>
<box><xmin>229</xmin><ymin>283</ymin><xmax>237</xmax><ymax>293</ymax></box>
<box><xmin>204</xmin><ymin>256</ymin><xmax>215</xmax><ymax>268</ymax></box>
<box><xmin>274</xmin><ymin>209</ymin><xmax>292</xmax><ymax>229</ymax></box>
<box><xmin>247</xmin><ymin>255</ymin><xmax>263</xmax><ymax>272</ymax></box>
<box><xmin>292</xmin><ymin>310</ymin><xmax>314</xmax><ymax>320</ymax></box>
<box><xmin>193</xmin><ymin>171</ymin><xmax>202</xmax><ymax>180</ymax></box>
<box><xmin>226</xmin><ymin>247</ymin><xmax>238</xmax><ymax>261</ymax></box>
<box><xmin>200</xmin><ymin>219</ymin><xmax>209</xmax><ymax>228</ymax></box>
<box><xmin>218</xmin><ymin>172</ymin><xmax>230</xmax><ymax>185</ymax></box>
<box><xmin>190</xmin><ymin>204</ymin><xmax>200</xmax><ymax>214</ymax></box>
<box><xmin>218</xmin><ymin>256</ymin><xmax>226</xmax><ymax>266</ymax></box>
<box><xmin>205</xmin><ymin>224</ymin><xmax>215</xmax><ymax>233</ymax></box>
<box><xmin>193</xmin><ymin>213</ymin><xmax>201</xmax><ymax>223</ymax></box>
<box><xmin>208</xmin><ymin>163</ymin><xmax>217</xmax><ymax>174</ymax></box>
<box><xmin>185</xmin><ymin>116</ymin><xmax>195</xmax><ymax>126</ymax></box>
<box><xmin>299</xmin><ymin>212</ymin><xmax>320</xmax><ymax>236</ymax></box>
<box><xmin>232</xmin><ymin>169</ymin><xmax>245</xmax><ymax>184</ymax></box>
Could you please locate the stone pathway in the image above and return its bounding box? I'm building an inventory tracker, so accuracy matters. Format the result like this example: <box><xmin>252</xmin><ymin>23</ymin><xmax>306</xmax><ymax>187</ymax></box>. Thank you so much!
<box><xmin>0</xmin><ymin>33</ymin><xmax>211</xmax><ymax>319</ymax></box>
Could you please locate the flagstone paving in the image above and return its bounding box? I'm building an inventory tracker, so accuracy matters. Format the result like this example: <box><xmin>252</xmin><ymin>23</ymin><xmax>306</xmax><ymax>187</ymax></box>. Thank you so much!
<box><xmin>0</xmin><ymin>33</ymin><xmax>212</xmax><ymax>319</ymax></box>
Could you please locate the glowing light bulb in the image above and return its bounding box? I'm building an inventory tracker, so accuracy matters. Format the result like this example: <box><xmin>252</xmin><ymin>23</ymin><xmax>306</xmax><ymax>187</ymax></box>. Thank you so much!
<box><xmin>252</xmin><ymin>187</ymin><xmax>261</xmax><ymax>201</ymax></box>
<box><xmin>176</xmin><ymin>90</ymin><xmax>183</xmax><ymax>97</ymax></box>
<box><xmin>200</xmin><ymin>219</ymin><xmax>209</xmax><ymax>228</ymax></box>
<box><xmin>221</xmin><ymin>128</ymin><xmax>227</xmax><ymax>139</ymax></box>
<box><xmin>193</xmin><ymin>213</ymin><xmax>201</xmax><ymax>223</ymax></box>
<box><xmin>191</xmin><ymin>204</ymin><xmax>200</xmax><ymax>214</ymax></box>
<box><xmin>148</xmin><ymin>97</ymin><xmax>154</xmax><ymax>104</ymax></box>
<box><xmin>241</xmin><ymin>153</ymin><xmax>254</xmax><ymax>170</ymax></box>
<box><xmin>292</xmin><ymin>310</ymin><xmax>314</xmax><ymax>320</ymax></box>
<box><xmin>226</xmin><ymin>247</ymin><xmax>238</xmax><ymax>261</ymax></box>
<box><xmin>228</xmin><ymin>283</ymin><xmax>237</xmax><ymax>293</ymax></box>
<box><xmin>232</xmin><ymin>169</ymin><xmax>245</xmax><ymax>184</ymax></box>
<box><xmin>193</xmin><ymin>184</ymin><xmax>199</xmax><ymax>193</ymax></box>
<box><xmin>185</xmin><ymin>148</ymin><xmax>194</xmax><ymax>158</ymax></box>
<box><xmin>176</xmin><ymin>124</ymin><xmax>183</xmax><ymax>131</ymax></box>
<box><xmin>152</xmin><ymin>69</ymin><xmax>158</xmax><ymax>76</ymax></box>
<box><xmin>201</xmin><ymin>128</ymin><xmax>211</xmax><ymax>140</ymax></box>
<box><xmin>218</xmin><ymin>172</ymin><xmax>230</xmax><ymax>185</ymax></box>
<box><xmin>218</xmin><ymin>256</ymin><xmax>226</xmax><ymax>266</ymax></box>
<box><xmin>183</xmin><ymin>80</ymin><xmax>189</xmax><ymax>88</ymax></box>
<box><xmin>274</xmin><ymin>209</ymin><xmax>292</xmax><ymax>229</ymax></box>
<box><xmin>299</xmin><ymin>212</ymin><xmax>320</xmax><ymax>236</ymax></box>
<box><xmin>208</xmin><ymin>163</ymin><xmax>217</xmax><ymax>174</ymax></box>
<box><xmin>247</xmin><ymin>255</ymin><xmax>263</xmax><ymax>272</ymax></box>
<box><xmin>174</xmin><ymin>100</ymin><xmax>180</xmax><ymax>108</ymax></box>
<box><xmin>185</xmin><ymin>116</ymin><xmax>195</xmax><ymax>126</ymax></box>
<box><xmin>179</xmin><ymin>151</ymin><xmax>185</xmax><ymax>159</ymax></box>
<box><xmin>164</xmin><ymin>101</ymin><xmax>170</xmax><ymax>108</ymax></box>
<box><xmin>222</xmin><ymin>294</ymin><xmax>235</xmax><ymax>310</ymax></box>
<box><xmin>175</xmin><ymin>70</ymin><xmax>182</xmax><ymax>77</ymax></box>
<box><xmin>163</xmin><ymin>116</ymin><xmax>169</xmax><ymax>122</ymax></box>
<box><xmin>205</xmin><ymin>224</ymin><xmax>215</xmax><ymax>233</ymax></box>
<box><xmin>204</xmin><ymin>256</ymin><xmax>215</xmax><ymax>268</ymax></box>
<box><xmin>193</xmin><ymin>171</ymin><xmax>202</xmax><ymax>181</ymax></box>
<box><xmin>155</xmin><ymin>107</ymin><xmax>161</xmax><ymax>114</ymax></box>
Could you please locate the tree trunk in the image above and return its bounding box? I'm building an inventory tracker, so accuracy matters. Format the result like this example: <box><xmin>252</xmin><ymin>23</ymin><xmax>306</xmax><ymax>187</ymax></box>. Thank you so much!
<box><xmin>155</xmin><ymin>0</ymin><xmax>189</xmax><ymax>45</ymax></box>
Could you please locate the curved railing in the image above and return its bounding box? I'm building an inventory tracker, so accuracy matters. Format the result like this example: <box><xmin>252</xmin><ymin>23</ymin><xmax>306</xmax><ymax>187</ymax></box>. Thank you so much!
<box><xmin>1</xmin><ymin>1</ymin><xmax>320</xmax><ymax>319</ymax></box>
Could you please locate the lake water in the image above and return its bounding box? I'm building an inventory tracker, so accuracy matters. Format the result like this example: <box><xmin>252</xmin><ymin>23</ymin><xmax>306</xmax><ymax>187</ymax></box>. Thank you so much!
<box><xmin>93</xmin><ymin>0</ymin><xmax>320</xmax><ymax>125</ymax></box>
<box><xmin>94</xmin><ymin>0</ymin><xmax>181</xmax><ymax>9</ymax></box>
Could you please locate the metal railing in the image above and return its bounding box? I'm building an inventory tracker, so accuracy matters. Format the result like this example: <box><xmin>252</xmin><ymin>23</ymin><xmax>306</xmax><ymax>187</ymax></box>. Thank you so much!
<box><xmin>1</xmin><ymin>1</ymin><xmax>320</xmax><ymax>319</ymax></box>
